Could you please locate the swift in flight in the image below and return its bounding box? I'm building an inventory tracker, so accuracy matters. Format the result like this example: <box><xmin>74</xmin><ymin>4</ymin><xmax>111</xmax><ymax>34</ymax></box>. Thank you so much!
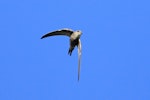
<box><xmin>41</xmin><ymin>28</ymin><xmax>82</xmax><ymax>81</ymax></box>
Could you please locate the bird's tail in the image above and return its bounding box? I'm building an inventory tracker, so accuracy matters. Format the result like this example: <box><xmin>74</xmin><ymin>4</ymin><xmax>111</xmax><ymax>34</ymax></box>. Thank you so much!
<box><xmin>68</xmin><ymin>47</ymin><xmax>74</xmax><ymax>56</ymax></box>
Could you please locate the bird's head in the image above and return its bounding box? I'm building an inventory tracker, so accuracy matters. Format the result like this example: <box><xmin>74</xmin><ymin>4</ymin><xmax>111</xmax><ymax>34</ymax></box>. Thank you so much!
<box><xmin>76</xmin><ymin>30</ymin><xmax>82</xmax><ymax>38</ymax></box>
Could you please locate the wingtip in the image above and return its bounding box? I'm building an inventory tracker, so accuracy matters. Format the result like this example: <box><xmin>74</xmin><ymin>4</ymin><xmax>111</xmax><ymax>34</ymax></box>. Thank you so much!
<box><xmin>78</xmin><ymin>73</ymin><xmax>80</xmax><ymax>82</ymax></box>
<box><xmin>78</xmin><ymin>78</ymin><xmax>80</xmax><ymax>82</ymax></box>
<box><xmin>40</xmin><ymin>36</ymin><xmax>45</xmax><ymax>39</ymax></box>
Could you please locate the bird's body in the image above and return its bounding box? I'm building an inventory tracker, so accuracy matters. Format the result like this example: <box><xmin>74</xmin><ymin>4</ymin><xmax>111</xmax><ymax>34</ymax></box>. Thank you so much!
<box><xmin>41</xmin><ymin>28</ymin><xmax>82</xmax><ymax>81</ymax></box>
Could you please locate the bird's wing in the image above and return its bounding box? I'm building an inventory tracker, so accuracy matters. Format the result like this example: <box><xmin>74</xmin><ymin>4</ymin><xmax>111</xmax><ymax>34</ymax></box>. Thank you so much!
<box><xmin>41</xmin><ymin>28</ymin><xmax>74</xmax><ymax>39</ymax></box>
<box><xmin>77</xmin><ymin>39</ymin><xmax>82</xmax><ymax>81</ymax></box>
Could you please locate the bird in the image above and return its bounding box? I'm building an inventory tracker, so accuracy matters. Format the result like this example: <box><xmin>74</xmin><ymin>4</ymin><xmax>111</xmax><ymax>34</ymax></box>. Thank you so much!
<box><xmin>41</xmin><ymin>28</ymin><xmax>82</xmax><ymax>81</ymax></box>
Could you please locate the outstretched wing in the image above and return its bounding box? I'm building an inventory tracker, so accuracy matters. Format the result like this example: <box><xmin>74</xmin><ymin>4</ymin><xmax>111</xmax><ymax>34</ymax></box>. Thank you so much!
<box><xmin>77</xmin><ymin>39</ymin><xmax>82</xmax><ymax>81</ymax></box>
<box><xmin>41</xmin><ymin>28</ymin><xmax>74</xmax><ymax>39</ymax></box>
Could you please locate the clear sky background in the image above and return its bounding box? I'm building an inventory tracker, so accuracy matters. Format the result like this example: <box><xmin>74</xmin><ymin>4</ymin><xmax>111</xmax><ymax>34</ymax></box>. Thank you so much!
<box><xmin>0</xmin><ymin>0</ymin><xmax>150</xmax><ymax>100</ymax></box>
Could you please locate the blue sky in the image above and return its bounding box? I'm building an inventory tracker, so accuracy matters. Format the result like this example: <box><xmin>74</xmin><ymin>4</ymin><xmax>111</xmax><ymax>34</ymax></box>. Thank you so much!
<box><xmin>0</xmin><ymin>0</ymin><xmax>150</xmax><ymax>100</ymax></box>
